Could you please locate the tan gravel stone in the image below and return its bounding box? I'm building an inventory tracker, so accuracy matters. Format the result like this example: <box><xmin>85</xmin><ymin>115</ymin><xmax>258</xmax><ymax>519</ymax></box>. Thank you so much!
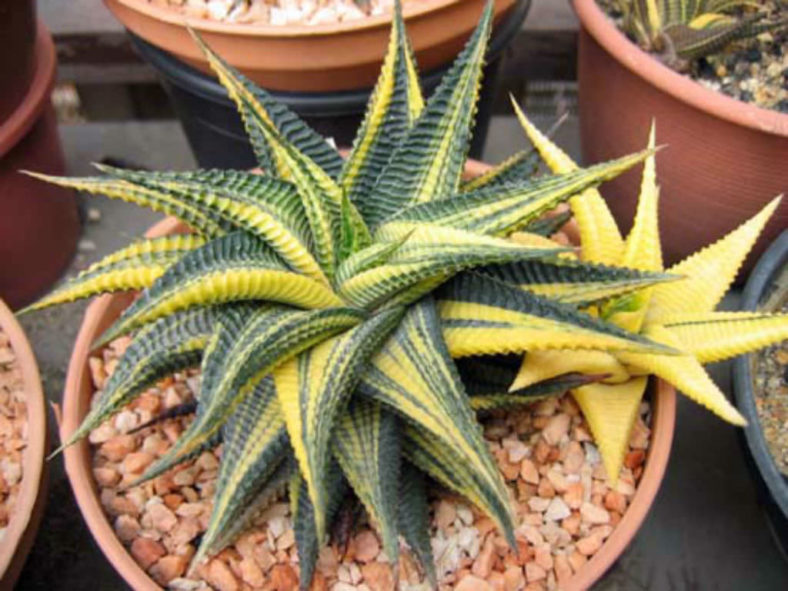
<box><xmin>93</xmin><ymin>466</ymin><xmax>121</xmax><ymax>487</ymax></box>
<box><xmin>100</xmin><ymin>434</ymin><xmax>136</xmax><ymax>462</ymax></box>
<box><xmin>472</xmin><ymin>536</ymin><xmax>496</xmax><ymax>578</ymax></box>
<box><xmin>207</xmin><ymin>559</ymin><xmax>239</xmax><ymax>591</ymax></box>
<box><xmin>151</xmin><ymin>554</ymin><xmax>187</xmax><ymax>585</ymax></box>
<box><xmin>553</xmin><ymin>553</ymin><xmax>572</xmax><ymax>584</ymax></box>
<box><xmin>575</xmin><ymin>533</ymin><xmax>602</xmax><ymax>556</ymax></box>
<box><xmin>520</xmin><ymin>459</ymin><xmax>539</xmax><ymax>485</ymax></box>
<box><xmin>146</xmin><ymin>501</ymin><xmax>178</xmax><ymax>532</ymax></box>
<box><xmin>580</xmin><ymin>502</ymin><xmax>610</xmax><ymax>525</ymax></box>
<box><xmin>361</xmin><ymin>561</ymin><xmax>394</xmax><ymax>591</ymax></box>
<box><xmin>543</xmin><ymin>497</ymin><xmax>570</xmax><ymax>522</ymax></box>
<box><xmin>270</xmin><ymin>563</ymin><xmax>298</xmax><ymax>590</ymax></box>
<box><xmin>238</xmin><ymin>557</ymin><xmax>264</xmax><ymax>587</ymax></box>
<box><xmin>503</xmin><ymin>565</ymin><xmax>525</xmax><ymax>591</ymax></box>
<box><xmin>130</xmin><ymin>537</ymin><xmax>166</xmax><ymax>569</ymax></box>
<box><xmin>563</xmin><ymin>482</ymin><xmax>584</xmax><ymax>509</ymax></box>
<box><xmin>114</xmin><ymin>514</ymin><xmax>142</xmax><ymax>542</ymax></box>
<box><xmin>525</xmin><ymin>562</ymin><xmax>546</xmax><ymax>583</ymax></box>
<box><xmin>354</xmin><ymin>530</ymin><xmax>381</xmax><ymax>563</ymax></box>
<box><xmin>534</xmin><ymin>546</ymin><xmax>553</xmax><ymax>571</ymax></box>
<box><xmin>435</xmin><ymin>499</ymin><xmax>456</xmax><ymax>530</ymax></box>
<box><xmin>541</xmin><ymin>414</ymin><xmax>570</xmax><ymax>446</ymax></box>
<box><xmin>457</xmin><ymin>574</ymin><xmax>494</xmax><ymax>591</ymax></box>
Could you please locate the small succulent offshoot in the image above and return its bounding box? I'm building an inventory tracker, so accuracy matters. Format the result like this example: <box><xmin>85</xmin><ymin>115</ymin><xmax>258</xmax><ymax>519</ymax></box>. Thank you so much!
<box><xmin>614</xmin><ymin>0</ymin><xmax>788</xmax><ymax>70</ymax></box>
<box><xmin>23</xmin><ymin>1</ymin><xmax>787</xmax><ymax>587</ymax></box>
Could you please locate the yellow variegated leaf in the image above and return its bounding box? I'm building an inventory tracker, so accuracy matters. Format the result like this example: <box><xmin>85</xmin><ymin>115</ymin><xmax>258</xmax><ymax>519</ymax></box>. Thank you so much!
<box><xmin>660</xmin><ymin>311</ymin><xmax>788</xmax><ymax>363</ymax></box>
<box><xmin>510</xmin><ymin>97</ymin><xmax>625</xmax><ymax>265</ymax></box>
<box><xmin>572</xmin><ymin>377</ymin><xmax>648</xmax><ymax>485</ymax></box>
<box><xmin>509</xmin><ymin>231</ymin><xmax>578</xmax><ymax>260</ymax></box>
<box><xmin>511</xmin><ymin>349</ymin><xmax>630</xmax><ymax>391</ymax></box>
<box><xmin>439</xmin><ymin>275</ymin><xmax>676</xmax><ymax>358</ymax></box>
<box><xmin>619</xmin><ymin>324</ymin><xmax>746</xmax><ymax>425</ymax></box>
<box><xmin>648</xmin><ymin>196</ymin><xmax>781</xmax><ymax>322</ymax></box>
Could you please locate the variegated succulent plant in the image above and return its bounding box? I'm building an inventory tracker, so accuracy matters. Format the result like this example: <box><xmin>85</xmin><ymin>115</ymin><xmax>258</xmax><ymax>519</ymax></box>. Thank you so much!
<box><xmin>26</xmin><ymin>1</ymin><xmax>787</xmax><ymax>587</ymax></box>
<box><xmin>614</xmin><ymin>0</ymin><xmax>787</xmax><ymax>70</ymax></box>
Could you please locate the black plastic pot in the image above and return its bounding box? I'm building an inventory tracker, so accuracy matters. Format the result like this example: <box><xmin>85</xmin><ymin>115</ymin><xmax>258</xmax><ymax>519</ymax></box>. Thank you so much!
<box><xmin>130</xmin><ymin>0</ymin><xmax>531</xmax><ymax>169</ymax></box>
<box><xmin>732</xmin><ymin>230</ymin><xmax>788</xmax><ymax>558</ymax></box>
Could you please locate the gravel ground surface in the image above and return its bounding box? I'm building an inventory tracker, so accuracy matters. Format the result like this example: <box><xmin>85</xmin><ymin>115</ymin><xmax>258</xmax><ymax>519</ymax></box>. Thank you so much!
<box><xmin>87</xmin><ymin>340</ymin><xmax>650</xmax><ymax>591</ymax></box>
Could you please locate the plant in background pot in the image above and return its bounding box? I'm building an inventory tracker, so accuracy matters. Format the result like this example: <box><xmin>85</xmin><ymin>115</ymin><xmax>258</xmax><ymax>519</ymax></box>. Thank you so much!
<box><xmin>25</xmin><ymin>2</ymin><xmax>787</xmax><ymax>589</ymax></box>
<box><xmin>572</xmin><ymin>0</ymin><xmax>788</xmax><ymax>275</ymax></box>
<box><xmin>0</xmin><ymin>297</ymin><xmax>49</xmax><ymax>588</ymax></box>
<box><xmin>104</xmin><ymin>0</ymin><xmax>530</xmax><ymax>169</ymax></box>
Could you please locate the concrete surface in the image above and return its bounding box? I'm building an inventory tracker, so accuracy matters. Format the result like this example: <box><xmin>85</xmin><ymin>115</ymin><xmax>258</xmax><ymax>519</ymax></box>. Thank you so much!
<box><xmin>12</xmin><ymin>116</ymin><xmax>788</xmax><ymax>590</ymax></box>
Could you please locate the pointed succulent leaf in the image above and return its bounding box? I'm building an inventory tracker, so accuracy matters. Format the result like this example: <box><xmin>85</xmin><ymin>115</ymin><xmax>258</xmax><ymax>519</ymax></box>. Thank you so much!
<box><xmin>668</xmin><ymin>14</ymin><xmax>786</xmax><ymax>60</ymax></box>
<box><xmin>511</xmin><ymin>349</ymin><xmax>630</xmax><ymax>391</ymax></box>
<box><xmin>376</xmin><ymin>149</ymin><xmax>653</xmax><ymax>239</ymax></box>
<box><xmin>22</xmin><ymin>235</ymin><xmax>206</xmax><ymax>313</ymax></box>
<box><xmin>403</xmin><ymin>425</ymin><xmax>515</xmax><ymax>548</ymax></box>
<box><xmin>191</xmin><ymin>31</ymin><xmax>344</xmax><ymax>178</ymax></box>
<box><xmin>340</xmin><ymin>0</ymin><xmax>423</xmax><ymax>215</ymax></box>
<box><xmin>291</xmin><ymin>460</ymin><xmax>348</xmax><ymax>591</ymax></box>
<box><xmin>334</xmin><ymin>231</ymin><xmax>413</xmax><ymax>285</ymax></box>
<box><xmin>648</xmin><ymin>196</ymin><xmax>781</xmax><ymax>322</ymax></box>
<box><xmin>602</xmin><ymin>123</ymin><xmax>662</xmax><ymax>333</ymax></box>
<box><xmin>135</xmin><ymin>305</ymin><xmax>362</xmax><ymax>484</ymax></box>
<box><xmin>660</xmin><ymin>311</ymin><xmax>788</xmax><ymax>363</ymax></box>
<box><xmin>56</xmin><ymin>306</ymin><xmax>221</xmax><ymax>454</ymax></box>
<box><xmin>510</xmin><ymin>100</ymin><xmax>625</xmax><ymax>265</ymax></box>
<box><xmin>460</xmin><ymin>114</ymin><xmax>568</xmax><ymax>194</ymax></box>
<box><xmin>362</xmin><ymin>1</ymin><xmax>494</xmax><ymax>226</ymax></box>
<box><xmin>192</xmin><ymin>376</ymin><xmax>289</xmax><ymax>566</ymax></box>
<box><xmin>95</xmin><ymin>165</ymin><xmax>329</xmax><ymax>285</ymax></box>
<box><xmin>571</xmin><ymin>377</ymin><xmax>648</xmax><ymax>482</ymax></box>
<box><xmin>333</xmin><ymin>398</ymin><xmax>402</xmax><ymax>564</ymax></box>
<box><xmin>97</xmin><ymin>232</ymin><xmax>345</xmax><ymax>346</ymax></box>
<box><xmin>470</xmin><ymin>373</ymin><xmax>607</xmax><ymax>412</ymax></box>
<box><xmin>358</xmin><ymin>298</ymin><xmax>513</xmax><ymax>539</ymax></box>
<box><xmin>619</xmin><ymin>324</ymin><xmax>746</xmax><ymax>425</ymax></box>
<box><xmin>438</xmin><ymin>273</ymin><xmax>678</xmax><ymax>358</ymax></box>
<box><xmin>397</xmin><ymin>462</ymin><xmax>437</xmax><ymax>587</ymax></box>
<box><xmin>522</xmin><ymin>209</ymin><xmax>574</xmax><ymax>238</ymax></box>
<box><xmin>476</xmin><ymin>257</ymin><xmax>677</xmax><ymax>308</ymax></box>
<box><xmin>339</xmin><ymin>224</ymin><xmax>568</xmax><ymax>309</ymax></box>
<box><xmin>24</xmin><ymin>172</ymin><xmax>226</xmax><ymax>237</ymax></box>
<box><xmin>274</xmin><ymin>307</ymin><xmax>403</xmax><ymax>542</ymax></box>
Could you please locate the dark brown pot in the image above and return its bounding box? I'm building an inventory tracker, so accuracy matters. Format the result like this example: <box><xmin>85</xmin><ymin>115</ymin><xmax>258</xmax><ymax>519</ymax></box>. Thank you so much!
<box><xmin>0</xmin><ymin>0</ymin><xmax>37</xmax><ymax>122</ymax></box>
<box><xmin>0</xmin><ymin>23</ymin><xmax>80</xmax><ymax>310</ymax></box>
<box><xmin>574</xmin><ymin>0</ymin><xmax>788</xmax><ymax>272</ymax></box>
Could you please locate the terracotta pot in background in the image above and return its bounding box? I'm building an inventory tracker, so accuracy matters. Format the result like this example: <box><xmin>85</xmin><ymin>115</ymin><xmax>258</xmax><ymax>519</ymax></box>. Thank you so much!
<box><xmin>0</xmin><ymin>0</ymin><xmax>37</xmax><ymax>123</ymax></box>
<box><xmin>104</xmin><ymin>0</ymin><xmax>517</xmax><ymax>92</ymax></box>
<box><xmin>62</xmin><ymin>164</ymin><xmax>677</xmax><ymax>589</ymax></box>
<box><xmin>573</xmin><ymin>0</ymin><xmax>788</xmax><ymax>273</ymax></box>
<box><xmin>0</xmin><ymin>297</ymin><xmax>49</xmax><ymax>588</ymax></box>
<box><xmin>0</xmin><ymin>23</ymin><xmax>80</xmax><ymax>310</ymax></box>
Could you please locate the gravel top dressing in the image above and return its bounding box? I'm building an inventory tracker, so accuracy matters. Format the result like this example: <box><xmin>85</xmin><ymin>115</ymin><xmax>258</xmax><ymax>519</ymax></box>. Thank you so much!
<box><xmin>88</xmin><ymin>337</ymin><xmax>650</xmax><ymax>591</ymax></box>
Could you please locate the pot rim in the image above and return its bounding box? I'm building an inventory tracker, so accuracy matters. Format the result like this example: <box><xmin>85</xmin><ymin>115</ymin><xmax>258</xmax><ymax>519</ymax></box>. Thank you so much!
<box><xmin>733</xmin><ymin>230</ymin><xmax>788</xmax><ymax>519</ymax></box>
<box><xmin>62</xmin><ymin>212</ymin><xmax>677</xmax><ymax>591</ymax></box>
<box><xmin>0</xmin><ymin>298</ymin><xmax>48</xmax><ymax>583</ymax></box>
<box><xmin>109</xmin><ymin>0</ymin><xmax>484</xmax><ymax>38</ymax></box>
<box><xmin>572</xmin><ymin>0</ymin><xmax>788</xmax><ymax>138</ymax></box>
<box><xmin>0</xmin><ymin>22</ymin><xmax>56</xmax><ymax>159</ymax></box>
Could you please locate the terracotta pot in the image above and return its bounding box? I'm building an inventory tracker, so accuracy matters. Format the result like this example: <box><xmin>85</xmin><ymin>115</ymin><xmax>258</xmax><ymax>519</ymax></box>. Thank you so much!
<box><xmin>0</xmin><ymin>22</ymin><xmax>80</xmax><ymax>310</ymax></box>
<box><xmin>61</xmin><ymin>161</ymin><xmax>677</xmax><ymax>589</ymax></box>
<box><xmin>573</xmin><ymin>0</ymin><xmax>788</xmax><ymax>273</ymax></box>
<box><xmin>0</xmin><ymin>0</ymin><xmax>37</xmax><ymax>123</ymax></box>
<box><xmin>0</xmin><ymin>297</ymin><xmax>49</xmax><ymax>588</ymax></box>
<box><xmin>104</xmin><ymin>0</ymin><xmax>517</xmax><ymax>92</ymax></box>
